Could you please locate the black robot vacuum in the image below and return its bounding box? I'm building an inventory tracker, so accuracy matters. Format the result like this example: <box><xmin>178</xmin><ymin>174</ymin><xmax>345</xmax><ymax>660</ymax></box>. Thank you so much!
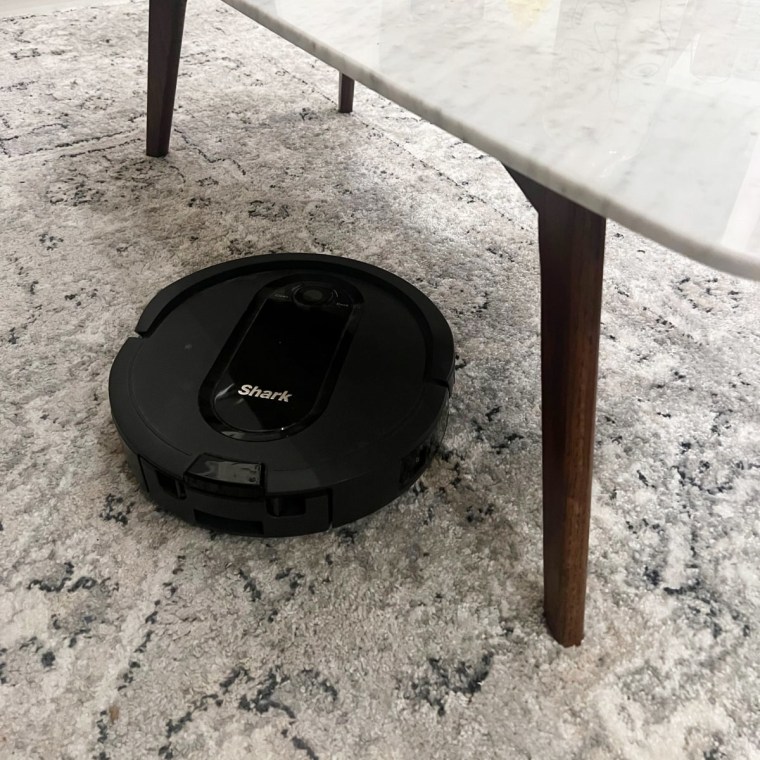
<box><xmin>109</xmin><ymin>253</ymin><xmax>455</xmax><ymax>537</ymax></box>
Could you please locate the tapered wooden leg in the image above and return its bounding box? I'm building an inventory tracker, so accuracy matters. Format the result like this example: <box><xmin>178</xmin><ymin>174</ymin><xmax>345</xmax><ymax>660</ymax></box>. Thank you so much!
<box><xmin>147</xmin><ymin>0</ymin><xmax>188</xmax><ymax>157</ymax></box>
<box><xmin>338</xmin><ymin>73</ymin><xmax>355</xmax><ymax>113</ymax></box>
<box><xmin>506</xmin><ymin>167</ymin><xmax>606</xmax><ymax>646</ymax></box>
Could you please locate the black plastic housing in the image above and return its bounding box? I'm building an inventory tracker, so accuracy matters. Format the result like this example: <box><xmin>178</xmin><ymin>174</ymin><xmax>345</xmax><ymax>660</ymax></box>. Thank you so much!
<box><xmin>109</xmin><ymin>253</ymin><xmax>455</xmax><ymax>537</ymax></box>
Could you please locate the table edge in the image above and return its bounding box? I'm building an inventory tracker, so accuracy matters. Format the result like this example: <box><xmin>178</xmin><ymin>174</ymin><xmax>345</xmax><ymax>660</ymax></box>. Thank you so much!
<box><xmin>222</xmin><ymin>0</ymin><xmax>760</xmax><ymax>283</ymax></box>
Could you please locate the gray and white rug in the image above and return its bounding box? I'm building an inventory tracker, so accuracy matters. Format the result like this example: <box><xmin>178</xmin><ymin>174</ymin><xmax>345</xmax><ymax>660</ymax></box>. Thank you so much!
<box><xmin>2</xmin><ymin>2</ymin><xmax>760</xmax><ymax>758</ymax></box>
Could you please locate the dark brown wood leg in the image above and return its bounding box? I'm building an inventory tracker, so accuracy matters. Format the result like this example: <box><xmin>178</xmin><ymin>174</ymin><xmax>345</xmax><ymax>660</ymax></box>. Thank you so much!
<box><xmin>147</xmin><ymin>0</ymin><xmax>188</xmax><ymax>157</ymax></box>
<box><xmin>506</xmin><ymin>167</ymin><xmax>606</xmax><ymax>646</ymax></box>
<box><xmin>338</xmin><ymin>73</ymin><xmax>355</xmax><ymax>114</ymax></box>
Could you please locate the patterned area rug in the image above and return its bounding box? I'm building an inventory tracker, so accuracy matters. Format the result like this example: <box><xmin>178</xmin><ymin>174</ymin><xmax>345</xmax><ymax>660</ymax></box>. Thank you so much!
<box><xmin>2</xmin><ymin>2</ymin><xmax>760</xmax><ymax>758</ymax></box>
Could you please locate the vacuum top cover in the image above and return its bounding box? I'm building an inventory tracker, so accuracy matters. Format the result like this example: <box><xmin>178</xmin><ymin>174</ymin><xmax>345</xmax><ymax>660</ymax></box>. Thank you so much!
<box><xmin>109</xmin><ymin>253</ymin><xmax>455</xmax><ymax>536</ymax></box>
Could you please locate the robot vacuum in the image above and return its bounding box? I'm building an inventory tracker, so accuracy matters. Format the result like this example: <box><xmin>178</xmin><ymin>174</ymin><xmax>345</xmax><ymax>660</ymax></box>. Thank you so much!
<box><xmin>109</xmin><ymin>253</ymin><xmax>455</xmax><ymax>537</ymax></box>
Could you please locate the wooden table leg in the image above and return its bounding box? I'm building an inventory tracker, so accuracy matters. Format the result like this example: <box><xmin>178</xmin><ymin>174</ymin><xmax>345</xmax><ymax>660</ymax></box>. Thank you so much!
<box><xmin>147</xmin><ymin>0</ymin><xmax>188</xmax><ymax>157</ymax></box>
<box><xmin>338</xmin><ymin>74</ymin><xmax>355</xmax><ymax>114</ymax></box>
<box><xmin>506</xmin><ymin>167</ymin><xmax>606</xmax><ymax>646</ymax></box>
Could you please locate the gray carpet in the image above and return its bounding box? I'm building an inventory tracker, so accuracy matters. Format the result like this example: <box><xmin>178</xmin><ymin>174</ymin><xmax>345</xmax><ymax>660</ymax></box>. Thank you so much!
<box><xmin>2</xmin><ymin>2</ymin><xmax>760</xmax><ymax>758</ymax></box>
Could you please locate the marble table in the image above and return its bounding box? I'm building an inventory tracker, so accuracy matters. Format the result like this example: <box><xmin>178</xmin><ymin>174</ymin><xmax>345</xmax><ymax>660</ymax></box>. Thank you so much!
<box><xmin>145</xmin><ymin>0</ymin><xmax>760</xmax><ymax>645</ymax></box>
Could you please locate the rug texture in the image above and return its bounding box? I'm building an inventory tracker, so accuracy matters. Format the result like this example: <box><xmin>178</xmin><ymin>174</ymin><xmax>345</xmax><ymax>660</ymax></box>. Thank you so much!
<box><xmin>2</xmin><ymin>2</ymin><xmax>760</xmax><ymax>758</ymax></box>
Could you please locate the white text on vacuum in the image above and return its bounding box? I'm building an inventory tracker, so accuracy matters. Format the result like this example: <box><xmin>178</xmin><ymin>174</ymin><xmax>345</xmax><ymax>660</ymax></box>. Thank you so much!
<box><xmin>238</xmin><ymin>384</ymin><xmax>292</xmax><ymax>402</ymax></box>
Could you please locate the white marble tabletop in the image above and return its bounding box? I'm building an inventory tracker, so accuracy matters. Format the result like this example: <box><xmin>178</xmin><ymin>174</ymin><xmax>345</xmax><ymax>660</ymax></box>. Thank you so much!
<box><xmin>223</xmin><ymin>0</ymin><xmax>760</xmax><ymax>280</ymax></box>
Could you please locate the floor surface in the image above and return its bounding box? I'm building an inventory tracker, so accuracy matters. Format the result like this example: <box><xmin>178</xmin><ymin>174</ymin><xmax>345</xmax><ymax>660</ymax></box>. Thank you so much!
<box><xmin>1</xmin><ymin>0</ymin><xmax>125</xmax><ymax>18</ymax></box>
